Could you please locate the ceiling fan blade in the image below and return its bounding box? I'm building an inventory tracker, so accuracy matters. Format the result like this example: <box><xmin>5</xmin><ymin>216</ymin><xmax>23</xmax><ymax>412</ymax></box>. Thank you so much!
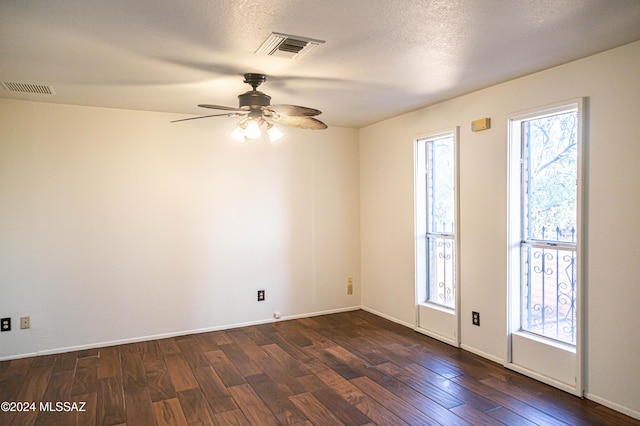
<box><xmin>170</xmin><ymin>112</ymin><xmax>245</xmax><ymax>123</ymax></box>
<box><xmin>264</xmin><ymin>104</ymin><xmax>322</xmax><ymax>117</ymax></box>
<box><xmin>269</xmin><ymin>115</ymin><xmax>327</xmax><ymax>130</ymax></box>
<box><xmin>198</xmin><ymin>104</ymin><xmax>245</xmax><ymax>112</ymax></box>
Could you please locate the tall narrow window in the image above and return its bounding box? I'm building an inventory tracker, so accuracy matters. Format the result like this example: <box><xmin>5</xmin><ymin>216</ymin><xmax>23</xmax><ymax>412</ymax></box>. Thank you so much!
<box><xmin>518</xmin><ymin>107</ymin><xmax>579</xmax><ymax>345</ymax></box>
<box><xmin>426</xmin><ymin>134</ymin><xmax>456</xmax><ymax>309</ymax></box>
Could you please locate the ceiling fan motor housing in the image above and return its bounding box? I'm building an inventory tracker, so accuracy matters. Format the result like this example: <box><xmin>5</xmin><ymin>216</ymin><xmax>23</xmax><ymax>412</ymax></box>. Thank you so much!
<box><xmin>238</xmin><ymin>90</ymin><xmax>271</xmax><ymax>110</ymax></box>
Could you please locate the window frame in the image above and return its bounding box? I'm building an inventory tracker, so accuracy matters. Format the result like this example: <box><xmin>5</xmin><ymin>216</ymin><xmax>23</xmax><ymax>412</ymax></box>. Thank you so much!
<box><xmin>506</xmin><ymin>98</ymin><xmax>587</xmax><ymax>396</ymax></box>
<box><xmin>415</xmin><ymin>128</ymin><xmax>460</xmax><ymax>313</ymax></box>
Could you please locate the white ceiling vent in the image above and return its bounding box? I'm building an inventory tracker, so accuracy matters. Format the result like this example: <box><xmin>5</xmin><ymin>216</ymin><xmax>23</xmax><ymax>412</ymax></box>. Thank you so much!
<box><xmin>255</xmin><ymin>32</ymin><xmax>325</xmax><ymax>60</ymax></box>
<box><xmin>2</xmin><ymin>82</ymin><xmax>55</xmax><ymax>95</ymax></box>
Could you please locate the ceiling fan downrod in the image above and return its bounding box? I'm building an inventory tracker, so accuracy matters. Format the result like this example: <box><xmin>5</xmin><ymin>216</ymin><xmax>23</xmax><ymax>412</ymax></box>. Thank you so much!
<box><xmin>239</xmin><ymin>74</ymin><xmax>271</xmax><ymax>110</ymax></box>
<box><xmin>243</xmin><ymin>73</ymin><xmax>267</xmax><ymax>90</ymax></box>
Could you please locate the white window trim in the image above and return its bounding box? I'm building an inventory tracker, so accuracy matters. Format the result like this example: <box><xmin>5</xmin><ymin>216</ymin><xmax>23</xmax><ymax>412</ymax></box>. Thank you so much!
<box><xmin>414</xmin><ymin>127</ymin><xmax>460</xmax><ymax>346</ymax></box>
<box><xmin>506</xmin><ymin>97</ymin><xmax>587</xmax><ymax>397</ymax></box>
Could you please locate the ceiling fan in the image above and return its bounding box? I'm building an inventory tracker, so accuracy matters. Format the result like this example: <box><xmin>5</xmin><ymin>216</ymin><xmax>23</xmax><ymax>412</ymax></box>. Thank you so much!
<box><xmin>172</xmin><ymin>73</ymin><xmax>327</xmax><ymax>142</ymax></box>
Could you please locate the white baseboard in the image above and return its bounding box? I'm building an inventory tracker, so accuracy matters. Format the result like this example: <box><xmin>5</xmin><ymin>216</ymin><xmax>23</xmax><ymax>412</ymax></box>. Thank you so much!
<box><xmin>585</xmin><ymin>392</ymin><xmax>640</xmax><ymax>420</ymax></box>
<box><xmin>415</xmin><ymin>327</ymin><xmax>458</xmax><ymax>347</ymax></box>
<box><xmin>0</xmin><ymin>305</ymin><xmax>362</xmax><ymax>361</ymax></box>
<box><xmin>504</xmin><ymin>362</ymin><xmax>580</xmax><ymax>396</ymax></box>
<box><xmin>460</xmin><ymin>344</ymin><xmax>504</xmax><ymax>365</ymax></box>
<box><xmin>278</xmin><ymin>305</ymin><xmax>361</xmax><ymax>322</ymax></box>
<box><xmin>360</xmin><ymin>306</ymin><xmax>415</xmax><ymax>329</ymax></box>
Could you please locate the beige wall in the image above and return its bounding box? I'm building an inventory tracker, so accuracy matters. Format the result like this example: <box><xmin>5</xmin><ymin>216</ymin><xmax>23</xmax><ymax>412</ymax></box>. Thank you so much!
<box><xmin>0</xmin><ymin>100</ymin><xmax>360</xmax><ymax>358</ymax></box>
<box><xmin>359</xmin><ymin>41</ymin><xmax>640</xmax><ymax>416</ymax></box>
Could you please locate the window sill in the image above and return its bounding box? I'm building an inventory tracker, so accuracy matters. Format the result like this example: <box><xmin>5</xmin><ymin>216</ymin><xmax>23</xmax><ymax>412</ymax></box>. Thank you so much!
<box><xmin>512</xmin><ymin>330</ymin><xmax>576</xmax><ymax>353</ymax></box>
<box><xmin>419</xmin><ymin>302</ymin><xmax>455</xmax><ymax>315</ymax></box>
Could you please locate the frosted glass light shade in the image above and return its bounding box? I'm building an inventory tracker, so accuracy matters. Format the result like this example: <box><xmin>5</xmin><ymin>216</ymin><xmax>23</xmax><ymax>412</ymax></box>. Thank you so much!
<box><xmin>230</xmin><ymin>124</ymin><xmax>245</xmax><ymax>142</ymax></box>
<box><xmin>244</xmin><ymin>119</ymin><xmax>261</xmax><ymax>139</ymax></box>
<box><xmin>267</xmin><ymin>124</ymin><xmax>283</xmax><ymax>142</ymax></box>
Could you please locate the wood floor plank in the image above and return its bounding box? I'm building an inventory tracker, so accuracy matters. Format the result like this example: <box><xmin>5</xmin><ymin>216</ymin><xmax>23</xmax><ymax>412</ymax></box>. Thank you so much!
<box><xmin>205</xmin><ymin>349</ymin><xmax>246</xmax><ymax>387</ymax></box>
<box><xmin>218</xmin><ymin>343</ymin><xmax>263</xmax><ymax>378</ymax></box>
<box><xmin>227</xmin><ymin>383</ymin><xmax>280</xmax><ymax>426</ymax></box>
<box><xmin>351</xmin><ymin>375</ymin><xmax>441</xmax><ymax>425</ymax></box>
<box><xmin>164</xmin><ymin>353</ymin><xmax>199</xmax><ymax>392</ymax></box>
<box><xmin>124</xmin><ymin>386</ymin><xmax>156</xmax><ymax>425</ymax></box>
<box><xmin>191</xmin><ymin>365</ymin><xmax>238</xmax><ymax>414</ymax></box>
<box><xmin>139</xmin><ymin>340</ymin><xmax>162</xmax><ymax>363</ymax></box>
<box><xmin>176</xmin><ymin>388</ymin><xmax>216</xmax><ymax>425</ymax></box>
<box><xmin>68</xmin><ymin>391</ymin><xmax>98</xmax><ymax>426</ymax></box>
<box><xmin>192</xmin><ymin>332</ymin><xmax>220</xmax><ymax>353</ymax></box>
<box><xmin>176</xmin><ymin>336</ymin><xmax>210</xmax><ymax>368</ymax></box>
<box><xmin>245</xmin><ymin>373</ymin><xmax>309</xmax><ymax>425</ymax></box>
<box><xmin>121</xmin><ymin>351</ymin><xmax>147</xmax><ymax>391</ymax></box>
<box><xmin>0</xmin><ymin>359</ymin><xmax>34</xmax><ymax>403</ymax></box>
<box><xmin>52</xmin><ymin>351</ymin><xmax>77</xmax><ymax>373</ymax></box>
<box><xmin>213</xmin><ymin>408</ymin><xmax>252</xmax><ymax>425</ymax></box>
<box><xmin>484</xmin><ymin>406</ymin><xmax>539</xmax><ymax>426</ymax></box>
<box><xmin>157</xmin><ymin>338</ymin><xmax>182</xmax><ymax>355</ymax></box>
<box><xmin>97</xmin><ymin>376</ymin><xmax>126</xmax><ymax>426</ymax></box>
<box><xmin>145</xmin><ymin>358</ymin><xmax>177</xmax><ymax>402</ymax></box>
<box><xmin>377</xmin><ymin>361</ymin><xmax>464</xmax><ymax>409</ymax></box>
<box><xmin>304</xmin><ymin>345</ymin><xmax>363</xmax><ymax>380</ymax></box>
<box><xmin>2</xmin><ymin>310</ymin><xmax>638</xmax><ymax>426</ymax></box>
<box><xmin>297</xmin><ymin>373</ymin><xmax>373</xmax><ymax>426</ymax></box>
<box><xmin>31</xmin><ymin>354</ymin><xmax>56</xmax><ymax>368</ymax></box>
<box><xmin>261</xmin><ymin>328</ymin><xmax>314</xmax><ymax>362</ymax></box>
<box><xmin>450</xmin><ymin>403</ymin><xmax>505</xmax><ymax>426</ymax></box>
<box><xmin>363</xmin><ymin>362</ymin><xmax>472</xmax><ymax>426</ymax></box>
<box><xmin>403</xmin><ymin>362</ymin><xmax>499</xmax><ymax>412</ymax></box>
<box><xmin>98</xmin><ymin>346</ymin><xmax>121</xmax><ymax>379</ymax></box>
<box><xmin>34</xmin><ymin>370</ymin><xmax>75</xmax><ymax>425</ymax></box>
<box><xmin>154</xmin><ymin>397</ymin><xmax>188</xmax><ymax>426</ymax></box>
<box><xmin>241</xmin><ymin>325</ymin><xmax>273</xmax><ymax>346</ymax></box>
<box><xmin>480</xmin><ymin>375</ymin><xmax>592</xmax><ymax>425</ymax></box>
<box><xmin>261</xmin><ymin>343</ymin><xmax>310</xmax><ymax>378</ymax></box>
<box><xmin>3</xmin><ymin>365</ymin><xmax>53</xmax><ymax>425</ymax></box>
<box><xmin>289</xmin><ymin>391</ymin><xmax>346</xmax><ymax>425</ymax></box>
<box><xmin>451</xmin><ymin>373</ymin><xmax>570</xmax><ymax>426</ymax></box>
<box><xmin>71</xmin><ymin>356</ymin><xmax>99</xmax><ymax>397</ymax></box>
<box><xmin>209</xmin><ymin>330</ymin><xmax>234</xmax><ymax>346</ymax></box>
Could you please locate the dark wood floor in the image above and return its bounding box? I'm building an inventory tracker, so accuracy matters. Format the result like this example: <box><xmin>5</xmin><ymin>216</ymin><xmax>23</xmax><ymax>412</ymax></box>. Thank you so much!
<box><xmin>0</xmin><ymin>310</ymin><xmax>637</xmax><ymax>425</ymax></box>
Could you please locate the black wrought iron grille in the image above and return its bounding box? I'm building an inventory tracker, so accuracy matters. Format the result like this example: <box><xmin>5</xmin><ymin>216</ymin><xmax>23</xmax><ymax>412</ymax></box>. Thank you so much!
<box><xmin>521</xmin><ymin>226</ymin><xmax>577</xmax><ymax>344</ymax></box>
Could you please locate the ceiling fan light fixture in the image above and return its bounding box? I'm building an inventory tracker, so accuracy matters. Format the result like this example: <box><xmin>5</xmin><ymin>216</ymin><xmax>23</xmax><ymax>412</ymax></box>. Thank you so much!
<box><xmin>230</xmin><ymin>118</ymin><xmax>249</xmax><ymax>142</ymax></box>
<box><xmin>230</xmin><ymin>124</ymin><xmax>246</xmax><ymax>142</ymax></box>
<box><xmin>244</xmin><ymin>119</ymin><xmax>262</xmax><ymax>139</ymax></box>
<box><xmin>267</xmin><ymin>123</ymin><xmax>284</xmax><ymax>143</ymax></box>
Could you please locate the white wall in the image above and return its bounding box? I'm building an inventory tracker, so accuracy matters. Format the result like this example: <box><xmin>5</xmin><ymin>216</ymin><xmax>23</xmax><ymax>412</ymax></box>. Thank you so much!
<box><xmin>0</xmin><ymin>100</ymin><xmax>360</xmax><ymax>359</ymax></box>
<box><xmin>360</xmin><ymin>41</ymin><xmax>640</xmax><ymax>417</ymax></box>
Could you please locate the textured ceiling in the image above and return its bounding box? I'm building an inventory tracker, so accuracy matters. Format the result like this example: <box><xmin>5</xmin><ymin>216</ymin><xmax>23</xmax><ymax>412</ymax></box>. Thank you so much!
<box><xmin>1</xmin><ymin>0</ymin><xmax>640</xmax><ymax>128</ymax></box>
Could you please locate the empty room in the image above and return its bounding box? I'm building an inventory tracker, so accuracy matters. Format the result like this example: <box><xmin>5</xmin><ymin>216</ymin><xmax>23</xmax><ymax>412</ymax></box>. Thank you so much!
<box><xmin>1</xmin><ymin>1</ymin><xmax>640</xmax><ymax>425</ymax></box>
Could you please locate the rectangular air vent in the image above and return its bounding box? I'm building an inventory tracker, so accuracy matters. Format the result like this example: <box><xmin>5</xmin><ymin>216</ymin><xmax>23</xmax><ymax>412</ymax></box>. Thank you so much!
<box><xmin>2</xmin><ymin>82</ymin><xmax>55</xmax><ymax>95</ymax></box>
<box><xmin>255</xmin><ymin>32</ymin><xmax>325</xmax><ymax>60</ymax></box>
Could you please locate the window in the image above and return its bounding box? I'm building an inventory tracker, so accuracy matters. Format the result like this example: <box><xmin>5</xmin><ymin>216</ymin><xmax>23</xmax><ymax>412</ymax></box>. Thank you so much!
<box><xmin>425</xmin><ymin>133</ymin><xmax>456</xmax><ymax>309</ymax></box>
<box><xmin>513</xmin><ymin>105</ymin><xmax>579</xmax><ymax>345</ymax></box>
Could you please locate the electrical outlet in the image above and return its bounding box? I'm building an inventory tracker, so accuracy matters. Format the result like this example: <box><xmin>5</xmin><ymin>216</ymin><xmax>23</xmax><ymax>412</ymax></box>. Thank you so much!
<box><xmin>257</xmin><ymin>290</ymin><xmax>265</xmax><ymax>301</ymax></box>
<box><xmin>20</xmin><ymin>316</ymin><xmax>30</xmax><ymax>329</ymax></box>
<box><xmin>472</xmin><ymin>311</ymin><xmax>480</xmax><ymax>326</ymax></box>
<box><xmin>347</xmin><ymin>276</ymin><xmax>353</xmax><ymax>295</ymax></box>
<box><xmin>1</xmin><ymin>317</ymin><xmax>10</xmax><ymax>332</ymax></box>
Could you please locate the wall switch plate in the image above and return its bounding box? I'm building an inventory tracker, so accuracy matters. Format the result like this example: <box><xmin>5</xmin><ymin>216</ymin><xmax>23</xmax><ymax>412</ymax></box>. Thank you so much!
<box><xmin>472</xmin><ymin>311</ymin><xmax>480</xmax><ymax>326</ymax></box>
<box><xmin>1</xmin><ymin>317</ymin><xmax>10</xmax><ymax>332</ymax></box>
<box><xmin>257</xmin><ymin>290</ymin><xmax>265</xmax><ymax>301</ymax></box>
<box><xmin>347</xmin><ymin>276</ymin><xmax>353</xmax><ymax>295</ymax></box>
<box><xmin>20</xmin><ymin>316</ymin><xmax>30</xmax><ymax>329</ymax></box>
